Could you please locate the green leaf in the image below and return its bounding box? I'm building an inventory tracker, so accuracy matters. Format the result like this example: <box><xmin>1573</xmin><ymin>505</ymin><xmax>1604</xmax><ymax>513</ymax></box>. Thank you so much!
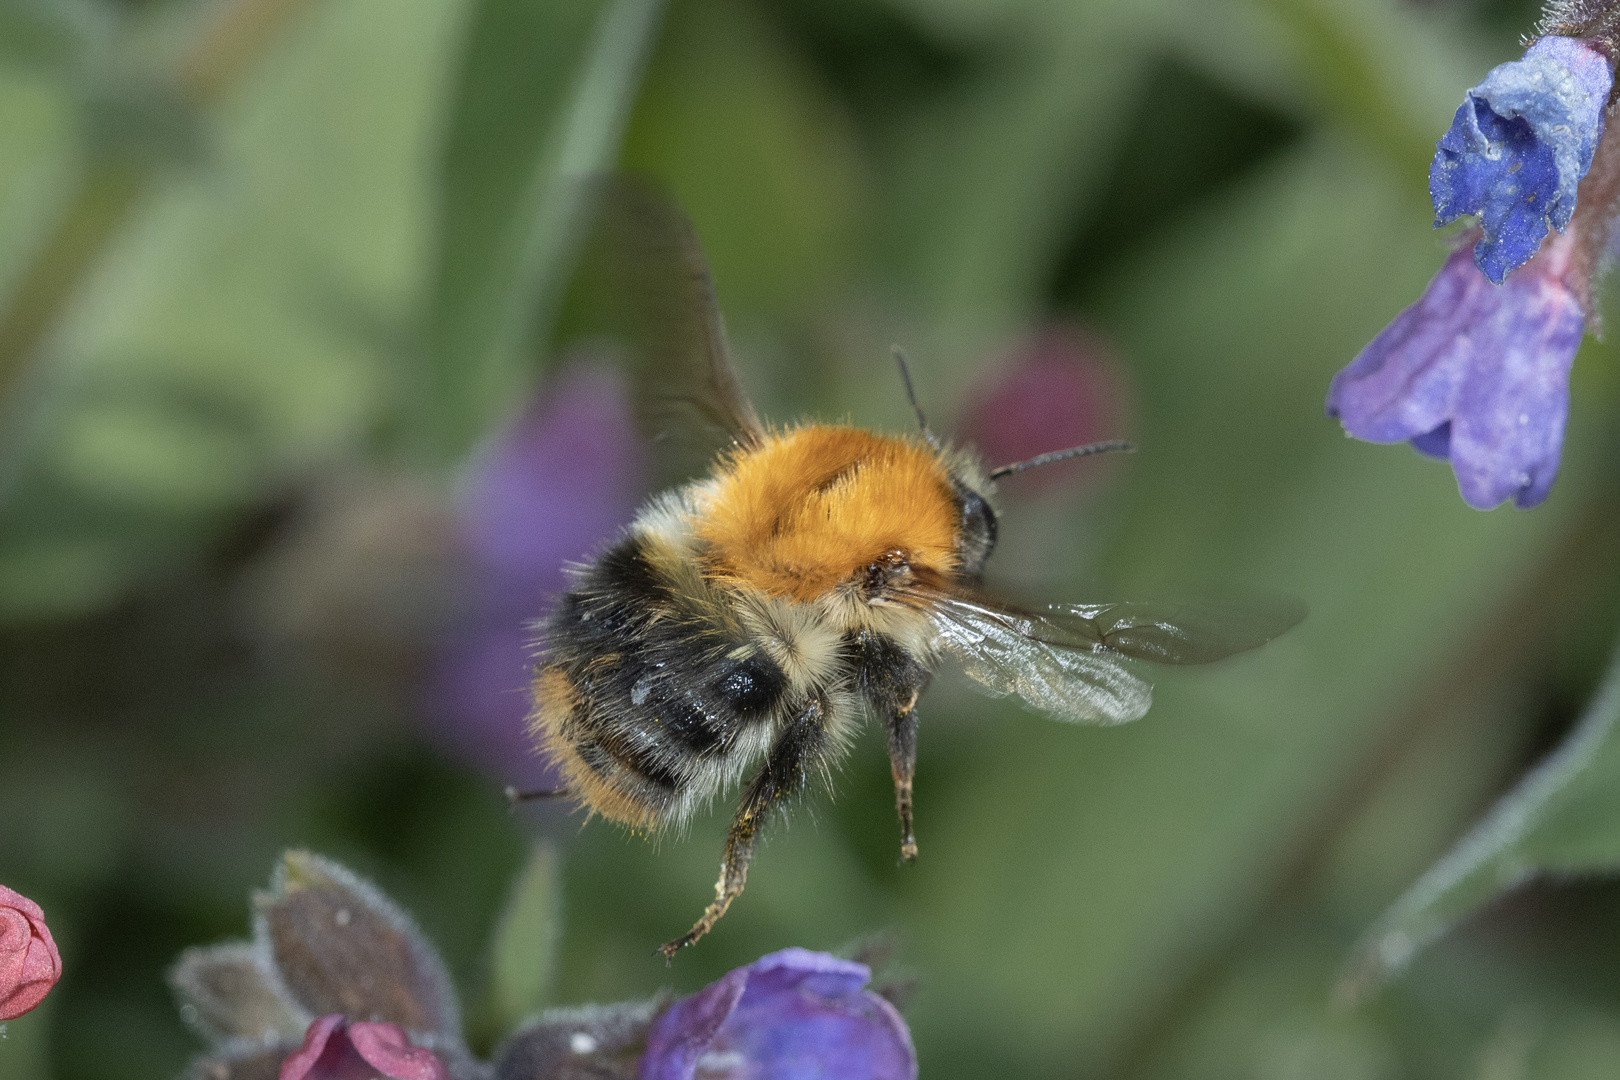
<box><xmin>487</xmin><ymin>841</ymin><xmax>563</xmax><ymax>1033</ymax></box>
<box><xmin>423</xmin><ymin>0</ymin><xmax>666</xmax><ymax>460</ymax></box>
<box><xmin>1339</xmin><ymin>639</ymin><xmax>1620</xmax><ymax>1002</ymax></box>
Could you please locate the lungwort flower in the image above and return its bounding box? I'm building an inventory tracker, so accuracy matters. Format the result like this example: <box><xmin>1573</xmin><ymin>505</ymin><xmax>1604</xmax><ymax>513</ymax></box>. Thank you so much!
<box><xmin>171</xmin><ymin>853</ymin><xmax>918</xmax><ymax>1080</ymax></box>
<box><xmin>1328</xmin><ymin>30</ymin><xmax>1620</xmax><ymax>510</ymax></box>
<box><xmin>640</xmin><ymin>948</ymin><xmax>916</xmax><ymax>1080</ymax></box>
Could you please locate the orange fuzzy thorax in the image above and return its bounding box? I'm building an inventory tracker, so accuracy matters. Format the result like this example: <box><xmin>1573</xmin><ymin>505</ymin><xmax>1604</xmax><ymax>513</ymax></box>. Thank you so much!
<box><xmin>695</xmin><ymin>425</ymin><xmax>961</xmax><ymax>601</ymax></box>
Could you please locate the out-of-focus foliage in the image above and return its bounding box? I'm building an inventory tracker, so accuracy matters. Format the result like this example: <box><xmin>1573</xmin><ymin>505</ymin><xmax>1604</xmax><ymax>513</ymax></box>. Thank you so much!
<box><xmin>427</xmin><ymin>0</ymin><xmax>664</xmax><ymax>460</ymax></box>
<box><xmin>8</xmin><ymin>0</ymin><xmax>1620</xmax><ymax>1079</ymax></box>
<box><xmin>1343</xmin><ymin>641</ymin><xmax>1620</xmax><ymax>1002</ymax></box>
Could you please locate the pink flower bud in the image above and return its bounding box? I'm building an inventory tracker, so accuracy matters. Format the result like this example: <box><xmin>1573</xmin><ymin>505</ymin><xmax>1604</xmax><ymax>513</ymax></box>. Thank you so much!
<box><xmin>958</xmin><ymin>325</ymin><xmax>1131</xmax><ymax>496</ymax></box>
<box><xmin>0</xmin><ymin>884</ymin><xmax>62</xmax><ymax>1021</ymax></box>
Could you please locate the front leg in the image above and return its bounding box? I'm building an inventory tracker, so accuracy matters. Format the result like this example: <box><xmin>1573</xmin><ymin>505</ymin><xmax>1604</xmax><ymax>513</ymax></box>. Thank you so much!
<box><xmin>659</xmin><ymin>694</ymin><xmax>829</xmax><ymax>960</ymax></box>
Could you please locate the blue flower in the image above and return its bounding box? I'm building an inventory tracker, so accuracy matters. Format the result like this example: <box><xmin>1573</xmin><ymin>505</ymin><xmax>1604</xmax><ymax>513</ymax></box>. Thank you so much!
<box><xmin>640</xmin><ymin>948</ymin><xmax>917</xmax><ymax>1080</ymax></box>
<box><xmin>1431</xmin><ymin>36</ymin><xmax>1613</xmax><ymax>284</ymax></box>
<box><xmin>1327</xmin><ymin>228</ymin><xmax>1584</xmax><ymax>509</ymax></box>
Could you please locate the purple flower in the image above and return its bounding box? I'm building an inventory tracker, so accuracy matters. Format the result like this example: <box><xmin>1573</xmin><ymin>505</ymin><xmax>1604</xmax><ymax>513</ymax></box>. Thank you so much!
<box><xmin>1328</xmin><ymin>228</ymin><xmax>1584</xmax><ymax>509</ymax></box>
<box><xmin>640</xmin><ymin>948</ymin><xmax>916</xmax><ymax>1080</ymax></box>
<box><xmin>1431</xmin><ymin>36</ymin><xmax>1613</xmax><ymax>284</ymax></box>
<box><xmin>424</xmin><ymin>363</ymin><xmax>642</xmax><ymax>788</ymax></box>
<box><xmin>1329</xmin><ymin>27</ymin><xmax>1620</xmax><ymax>510</ymax></box>
<box><xmin>279</xmin><ymin>1014</ymin><xmax>451</xmax><ymax>1080</ymax></box>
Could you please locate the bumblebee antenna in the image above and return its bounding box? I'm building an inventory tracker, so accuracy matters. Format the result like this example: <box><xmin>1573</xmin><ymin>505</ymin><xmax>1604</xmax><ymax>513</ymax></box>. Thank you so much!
<box><xmin>891</xmin><ymin>346</ymin><xmax>939</xmax><ymax>448</ymax></box>
<box><xmin>505</xmin><ymin>784</ymin><xmax>571</xmax><ymax>811</ymax></box>
<box><xmin>988</xmin><ymin>440</ymin><xmax>1134</xmax><ymax>480</ymax></box>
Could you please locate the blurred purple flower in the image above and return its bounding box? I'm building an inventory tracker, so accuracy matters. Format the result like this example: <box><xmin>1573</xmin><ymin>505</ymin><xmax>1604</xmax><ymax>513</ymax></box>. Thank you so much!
<box><xmin>640</xmin><ymin>948</ymin><xmax>916</xmax><ymax>1080</ymax></box>
<box><xmin>956</xmin><ymin>325</ymin><xmax>1130</xmax><ymax>496</ymax></box>
<box><xmin>1431</xmin><ymin>36</ymin><xmax>1612</xmax><ymax>283</ymax></box>
<box><xmin>1328</xmin><ymin>228</ymin><xmax>1584</xmax><ymax>509</ymax></box>
<box><xmin>280</xmin><ymin>1015</ymin><xmax>450</xmax><ymax>1080</ymax></box>
<box><xmin>425</xmin><ymin>364</ymin><xmax>641</xmax><ymax>788</ymax></box>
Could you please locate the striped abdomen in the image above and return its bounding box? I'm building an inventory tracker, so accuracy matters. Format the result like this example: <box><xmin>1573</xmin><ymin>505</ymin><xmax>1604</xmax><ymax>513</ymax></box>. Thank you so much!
<box><xmin>531</xmin><ymin>533</ymin><xmax>789</xmax><ymax>828</ymax></box>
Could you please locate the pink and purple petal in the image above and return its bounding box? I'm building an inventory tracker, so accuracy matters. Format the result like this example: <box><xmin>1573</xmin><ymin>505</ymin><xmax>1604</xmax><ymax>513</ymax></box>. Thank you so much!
<box><xmin>1328</xmin><ymin>232</ymin><xmax>1584</xmax><ymax>510</ymax></box>
<box><xmin>348</xmin><ymin>1022</ymin><xmax>453</xmax><ymax>1080</ymax></box>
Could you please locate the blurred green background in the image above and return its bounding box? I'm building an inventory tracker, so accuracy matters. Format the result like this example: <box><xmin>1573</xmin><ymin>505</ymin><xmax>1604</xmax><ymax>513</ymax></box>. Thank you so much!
<box><xmin>7</xmin><ymin>0</ymin><xmax>1620</xmax><ymax>1076</ymax></box>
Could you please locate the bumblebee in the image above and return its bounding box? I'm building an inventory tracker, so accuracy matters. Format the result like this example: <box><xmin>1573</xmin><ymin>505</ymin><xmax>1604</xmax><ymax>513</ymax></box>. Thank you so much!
<box><xmin>526</xmin><ymin>182</ymin><xmax>1302</xmax><ymax>959</ymax></box>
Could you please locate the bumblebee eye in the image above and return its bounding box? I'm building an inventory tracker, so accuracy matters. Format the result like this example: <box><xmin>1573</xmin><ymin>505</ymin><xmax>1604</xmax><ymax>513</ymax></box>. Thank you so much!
<box><xmin>955</xmin><ymin>485</ymin><xmax>997</xmax><ymax>577</ymax></box>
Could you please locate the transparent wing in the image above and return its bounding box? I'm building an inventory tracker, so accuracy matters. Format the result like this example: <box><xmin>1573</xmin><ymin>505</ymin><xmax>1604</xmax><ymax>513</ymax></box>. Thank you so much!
<box><xmin>1018</xmin><ymin>597</ymin><xmax>1307</xmax><ymax>665</ymax></box>
<box><xmin>926</xmin><ymin>590</ymin><xmax>1304</xmax><ymax>725</ymax></box>
<box><xmin>930</xmin><ymin>592</ymin><xmax>1154</xmax><ymax>725</ymax></box>
<box><xmin>573</xmin><ymin>177</ymin><xmax>765</xmax><ymax>493</ymax></box>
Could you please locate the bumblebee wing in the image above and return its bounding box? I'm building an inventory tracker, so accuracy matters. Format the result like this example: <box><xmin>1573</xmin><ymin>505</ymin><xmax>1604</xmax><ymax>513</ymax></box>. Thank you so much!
<box><xmin>926</xmin><ymin>591</ymin><xmax>1302</xmax><ymax>725</ymax></box>
<box><xmin>576</xmin><ymin>177</ymin><xmax>766</xmax><ymax>492</ymax></box>
<box><xmin>1024</xmin><ymin>598</ymin><xmax>1306</xmax><ymax>665</ymax></box>
<box><xmin>929</xmin><ymin>591</ymin><xmax>1154</xmax><ymax>725</ymax></box>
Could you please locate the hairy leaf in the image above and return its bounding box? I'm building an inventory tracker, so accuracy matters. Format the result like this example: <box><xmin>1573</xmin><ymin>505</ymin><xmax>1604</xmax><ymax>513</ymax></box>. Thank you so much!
<box><xmin>1340</xmin><ymin>642</ymin><xmax>1620</xmax><ymax>1000</ymax></box>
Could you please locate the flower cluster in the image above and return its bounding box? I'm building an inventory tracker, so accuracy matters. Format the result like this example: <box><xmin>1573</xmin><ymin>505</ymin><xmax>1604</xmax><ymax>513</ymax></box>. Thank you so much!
<box><xmin>1328</xmin><ymin>26</ymin><xmax>1620</xmax><ymax>509</ymax></box>
<box><xmin>170</xmin><ymin>852</ymin><xmax>916</xmax><ymax>1080</ymax></box>
<box><xmin>0</xmin><ymin>884</ymin><xmax>60</xmax><ymax>1022</ymax></box>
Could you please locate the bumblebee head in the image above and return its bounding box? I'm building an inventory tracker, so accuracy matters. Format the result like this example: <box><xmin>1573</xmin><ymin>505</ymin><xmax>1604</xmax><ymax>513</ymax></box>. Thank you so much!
<box><xmin>936</xmin><ymin>453</ymin><xmax>998</xmax><ymax>580</ymax></box>
<box><xmin>887</xmin><ymin>346</ymin><xmax>1126</xmax><ymax>583</ymax></box>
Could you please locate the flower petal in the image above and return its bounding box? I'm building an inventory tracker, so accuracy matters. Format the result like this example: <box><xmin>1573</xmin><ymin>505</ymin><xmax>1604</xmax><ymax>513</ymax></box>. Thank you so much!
<box><xmin>1329</xmin><ymin>229</ymin><xmax>1585</xmax><ymax>510</ymax></box>
<box><xmin>1408</xmin><ymin>421</ymin><xmax>1453</xmax><ymax>460</ymax></box>
<box><xmin>1327</xmin><ymin>246</ymin><xmax>1489</xmax><ymax>443</ymax></box>
<box><xmin>1448</xmin><ymin>272</ymin><xmax>1583</xmax><ymax>508</ymax></box>
<box><xmin>279</xmin><ymin>1014</ymin><xmax>349</xmax><ymax>1080</ymax></box>
<box><xmin>1430</xmin><ymin>36</ymin><xmax>1612</xmax><ymax>283</ymax></box>
<box><xmin>720</xmin><ymin>949</ymin><xmax>916</xmax><ymax>1080</ymax></box>
<box><xmin>348</xmin><ymin>1022</ymin><xmax>452</xmax><ymax>1080</ymax></box>
<box><xmin>640</xmin><ymin>949</ymin><xmax>917</xmax><ymax>1080</ymax></box>
<box><xmin>639</xmin><ymin>967</ymin><xmax>748</xmax><ymax>1080</ymax></box>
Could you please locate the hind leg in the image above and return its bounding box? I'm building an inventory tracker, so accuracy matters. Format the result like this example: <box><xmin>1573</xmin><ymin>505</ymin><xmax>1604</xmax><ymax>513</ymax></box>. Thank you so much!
<box><xmin>659</xmin><ymin>694</ymin><xmax>830</xmax><ymax>959</ymax></box>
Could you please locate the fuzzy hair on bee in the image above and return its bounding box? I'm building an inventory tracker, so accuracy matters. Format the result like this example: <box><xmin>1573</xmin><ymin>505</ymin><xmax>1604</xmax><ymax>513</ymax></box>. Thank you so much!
<box><xmin>523</xmin><ymin>180</ymin><xmax>1303</xmax><ymax>960</ymax></box>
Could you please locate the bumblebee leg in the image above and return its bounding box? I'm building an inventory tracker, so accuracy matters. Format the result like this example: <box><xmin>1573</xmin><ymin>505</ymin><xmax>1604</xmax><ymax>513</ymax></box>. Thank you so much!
<box><xmin>659</xmin><ymin>694</ymin><xmax>828</xmax><ymax>960</ymax></box>
<box><xmin>886</xmin><ymin>693</ymin><xmax>920</xmax><ymax>863</ymax></box>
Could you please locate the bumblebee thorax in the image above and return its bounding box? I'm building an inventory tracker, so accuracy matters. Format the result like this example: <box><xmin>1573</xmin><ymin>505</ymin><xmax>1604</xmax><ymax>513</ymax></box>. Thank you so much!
<box><xmin>694</xmin><ymin>424</ymin><xmax>961</xmax><ymax>601</ymax></box>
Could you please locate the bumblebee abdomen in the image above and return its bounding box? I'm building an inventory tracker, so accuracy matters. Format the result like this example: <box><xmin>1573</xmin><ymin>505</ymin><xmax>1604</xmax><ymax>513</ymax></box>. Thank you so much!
<box><xmin>531</xmin><ymin>532</ymin><xmax>790</xmax><ymax>828</ymax></box>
